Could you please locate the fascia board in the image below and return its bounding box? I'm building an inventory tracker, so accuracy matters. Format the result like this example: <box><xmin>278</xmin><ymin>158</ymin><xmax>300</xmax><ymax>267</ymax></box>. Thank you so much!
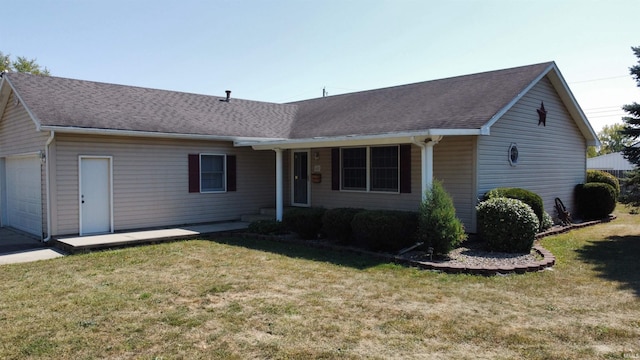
<box><xmin>545</xmin><ymin>66</ymin><xmax>600</xmax><ymax>147</ymax></box>
<box><xmin>2</xmin><ymin>76</ymin><xmax>44</xmax><ymax>131</ymax></box>
<box><xmin>482</xmin><ymin>63</ymin><xmax>556</xmax><ymax>133</ymax></box>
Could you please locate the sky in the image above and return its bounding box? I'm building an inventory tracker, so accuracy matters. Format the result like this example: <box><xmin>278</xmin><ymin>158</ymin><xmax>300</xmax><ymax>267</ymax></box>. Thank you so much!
<box><xmin>1</xmin><ymin>0</ymin><xmax>639</xmax><ymax>132</ymax></box>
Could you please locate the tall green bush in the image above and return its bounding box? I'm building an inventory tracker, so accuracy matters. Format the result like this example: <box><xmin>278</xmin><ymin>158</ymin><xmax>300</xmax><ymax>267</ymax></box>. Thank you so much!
<box><xmin>587</xmin><ymin>169</ymin><xmax>620</xmax><ymax>198</ymax></box>
<box><xmin>574</xmin><ymin>183</ymin><xmax>616</xmax><ymax>220</ymax></box>
<box><xmin>476</xmin><ymin>197</ymin><xmax>539</xmax><ymax>253</ymax></box>
<box><xmin>416</xmin><ymin>180</ymin><xmax>467</xmax><ymax>255</ymax></box>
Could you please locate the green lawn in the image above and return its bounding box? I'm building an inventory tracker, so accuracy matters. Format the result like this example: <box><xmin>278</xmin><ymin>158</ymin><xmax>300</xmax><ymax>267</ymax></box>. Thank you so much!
<box><xmin>0</xmin><ymin>209</ymin><xmax>639</xmax><ymax>359</ymax></box>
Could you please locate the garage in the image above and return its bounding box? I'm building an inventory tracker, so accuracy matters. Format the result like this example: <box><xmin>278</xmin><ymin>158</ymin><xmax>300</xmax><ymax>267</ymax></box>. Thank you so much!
<box><xmin>5</xmin><ymin>156</ymin><xmax>42</xmax><ymax>238</ymax></box>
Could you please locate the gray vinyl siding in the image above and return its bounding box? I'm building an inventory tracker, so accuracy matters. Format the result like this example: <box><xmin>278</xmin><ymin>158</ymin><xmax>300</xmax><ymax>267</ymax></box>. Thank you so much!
<box><xmin>307</xmin><ymin>139</ymin><xmax>475</xmax><ymax>231</ymax></box>
<box><xmin>0</xmin><ymin>92</ymin><xmax>49</xmax><ymax>237</ymax></box>
<box><xmin>477</xmin><ymin>77</ymin><xmax>587</xmax><ymax>219</ymax></box>
<box><xmin>52</xmin><ymin>134</ymin><xmax>275</xmax><ymax>236</ymax></box>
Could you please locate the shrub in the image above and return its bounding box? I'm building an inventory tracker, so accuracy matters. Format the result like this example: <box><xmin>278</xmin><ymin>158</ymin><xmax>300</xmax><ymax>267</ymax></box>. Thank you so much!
<box><xmin>541</xmin><ymin>211</ymin><xmax>554</xmax><ymax>231</ymax></box>
<box><xmin>484</xmin><ymin>187</ymin><xmax>544</xmax><ymax>225</ymax></box>
<box><xmin>351</xmin><ymin>210</ymin><xmax>418</xmax><ymax>252</ymax></box>
<box><xmin>476</xmin><ymin>197</ymin><xmax>539</xmax><ymax>253</ymax></box>
<box><xmin>587</xmin><ymin>169</ymin><xmax>620</xmax><ymax>198</ymax></box>
<box><xmin>247</xmin><ymin>220</ymin><xmax>287</xmax><ymax>235</ymax></box>
<box><xmin>282</xmin><ymin>207</ymin><xmax>326</xmax><ymax>239</ymax></box>
<box><xmin>321</xmin><ymin>208</ymin><xmax>365</xmax><ymax>243</ymax></box>
<box><xmin>574</xmin><ymin>182</ymin><xmax>616</xmax><ymax>220</ymax></box>
<box><xmin>416</xmin><ymin>180</ymin><xmax>467</xmax><ymax>255</ymax></box>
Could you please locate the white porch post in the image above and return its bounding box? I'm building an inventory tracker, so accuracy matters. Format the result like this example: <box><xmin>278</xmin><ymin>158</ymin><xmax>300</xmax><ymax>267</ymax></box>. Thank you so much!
<box><xmin>274</xmin><ymin>148</ymin><xmax>284</xmax><ymax>221</ymax></box>
<box><xmin>420</xmin><ymin>136</ymin><xmax>442</xmax><ymax>201</ymax></box>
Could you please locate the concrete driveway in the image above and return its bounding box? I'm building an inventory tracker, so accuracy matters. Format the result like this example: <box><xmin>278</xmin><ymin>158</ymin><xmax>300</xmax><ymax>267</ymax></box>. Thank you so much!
<box><xmin>0</xmin><ymin>227</ymin><xmax>65</xmax><ymax>265</ymax></box>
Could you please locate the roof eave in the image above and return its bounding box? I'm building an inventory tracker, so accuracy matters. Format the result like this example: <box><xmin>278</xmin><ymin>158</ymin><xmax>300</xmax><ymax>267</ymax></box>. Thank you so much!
<box><xmin>238</xmin><ymin>129</ymin><xmax>484</xmax><ymax>150</ymax></box>
<box><xmin>39</xmin><ymin>125</ymin><xmax>286</xmax><ymax>143</ymax></box>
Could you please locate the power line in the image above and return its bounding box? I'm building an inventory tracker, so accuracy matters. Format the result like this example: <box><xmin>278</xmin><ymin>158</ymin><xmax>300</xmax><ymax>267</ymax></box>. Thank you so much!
<box><xmin>569</xmin><ymin>75</ymin><xmax>629</xmax><ymax>84</ymax></box>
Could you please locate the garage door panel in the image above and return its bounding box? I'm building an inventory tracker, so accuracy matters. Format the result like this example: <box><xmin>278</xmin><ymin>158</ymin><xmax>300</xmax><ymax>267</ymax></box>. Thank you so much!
<box><xmin>6</xmin><ymin>157</ymin><xmax>42</xmax><ymax>237</ymax></box>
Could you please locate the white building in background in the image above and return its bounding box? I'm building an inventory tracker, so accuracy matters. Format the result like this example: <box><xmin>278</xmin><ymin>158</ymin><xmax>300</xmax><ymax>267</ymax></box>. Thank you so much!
<box><xmin>587</xmin><ymin>146</ymin><xmax>637</xmax><ymax>178</ymax></box>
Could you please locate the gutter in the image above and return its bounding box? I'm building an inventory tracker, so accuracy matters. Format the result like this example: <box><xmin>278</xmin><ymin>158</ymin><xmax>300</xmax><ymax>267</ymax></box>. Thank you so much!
<box><xmin>39</xmin><ymin>125</ymin><xmax>285</xmax><ymax>143</ymax></box>
<box><xmin>43</xmin><ymin>131</ymin><xmax>55</xmax><ymax>242</ymax></box>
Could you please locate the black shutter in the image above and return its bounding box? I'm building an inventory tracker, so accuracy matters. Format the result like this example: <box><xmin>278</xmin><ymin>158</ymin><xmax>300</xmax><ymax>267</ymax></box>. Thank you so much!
<box><xmin>227</xmin><ymin>155</ymin><xmax>237</xmax><ymax>191</ymax></box>
<box><xmin>188</xmin><ymin>154</ymin><xmax>200</xmax><ymax>193</ymax></box>
<box><xmin>331</xmin><ymin>148</ymin><xmax>340</xmax><ymax>191</ymax></box>
<box><xmin>400</xmin><ymin>144</ymin><xmax>411</xmax><ymax>193</ymax></box>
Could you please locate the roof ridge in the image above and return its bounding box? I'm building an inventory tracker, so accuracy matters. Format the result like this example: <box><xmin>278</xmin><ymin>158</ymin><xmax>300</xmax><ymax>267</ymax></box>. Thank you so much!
<box><xmin>288</xmin><ymin>61</ymin><xmax>555</xmax><ymax>104</ymax></box>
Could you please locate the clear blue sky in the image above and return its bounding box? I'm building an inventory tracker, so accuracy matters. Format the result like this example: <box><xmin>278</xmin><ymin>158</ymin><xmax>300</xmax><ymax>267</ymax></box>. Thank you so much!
<box><xmin>1</xmin><ymin>0</ymin><xmax>639</xmax><ymax>132</ymax></box>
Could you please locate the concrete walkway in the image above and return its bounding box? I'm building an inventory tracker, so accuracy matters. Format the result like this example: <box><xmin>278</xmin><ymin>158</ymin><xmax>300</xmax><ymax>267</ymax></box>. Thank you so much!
<box><xmin>55</xmin><ymin>221</ymin><xmax>250</xmax><ymax>254</ymax></box>
<box><xmin>1</xmin><ymin>221</ymin><xmax>249</xmax><ymax>264</ymax></box>
<box><xmin>0</xmin><ymin>228</ymin><xmax>65</xmax><ymax>265</ymax></box>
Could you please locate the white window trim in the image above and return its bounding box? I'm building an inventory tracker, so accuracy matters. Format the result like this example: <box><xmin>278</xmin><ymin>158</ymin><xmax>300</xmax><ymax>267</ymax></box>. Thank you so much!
<box><xmin>200</xmin><ymin>153</ymin><xmax>227</xmax><ymax>193</ymax></box>
<box><xmin>340</xmin><ymin>145</ymin><xmax>400</xmax><ymax>194</ymax></box>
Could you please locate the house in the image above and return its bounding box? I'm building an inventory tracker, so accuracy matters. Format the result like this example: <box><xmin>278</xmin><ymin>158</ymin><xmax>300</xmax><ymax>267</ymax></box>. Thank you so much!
<box><xmin>587</xmin><ymin>146</ymin><xmax>637</xmax><ymax>178</ymax></box>
<box><xmin>0</xmin><ymin>62</ymin><xmax>598</xmax><ymax>241</ymax></box>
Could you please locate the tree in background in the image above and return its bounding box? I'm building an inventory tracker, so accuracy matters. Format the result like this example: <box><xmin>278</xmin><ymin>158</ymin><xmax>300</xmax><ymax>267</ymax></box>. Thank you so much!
<box><xmin>588</xmin><ymin>123</ymin><xmax>635</xmax><ymax>157</ymax></box>
<box><xmin>619</xmin><ymin>46</ymin><xmax>640</xmax><ymax>206</ymax></box>
<box><xmin>0</xmin><ymin>51</ymin><xmax>50</xmax><ymax>75</ymax></box>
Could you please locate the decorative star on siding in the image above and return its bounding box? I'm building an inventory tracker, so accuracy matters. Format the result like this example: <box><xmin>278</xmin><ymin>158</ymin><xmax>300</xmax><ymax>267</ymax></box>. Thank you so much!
<box><xmin>537</xmin><ymin>101</ymin><xmax>547</xmax><ymax>126</ymax></box>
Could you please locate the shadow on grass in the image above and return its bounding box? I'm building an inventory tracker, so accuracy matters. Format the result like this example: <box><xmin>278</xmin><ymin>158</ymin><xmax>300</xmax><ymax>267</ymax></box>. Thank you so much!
<box><xmin>576</xmin><ymin>235</ymin><xmax>640</xmax><ymax>297</ymax></box>
<box><xmin>209</xmin><ymin>236</ymin><xmax>391</xmax><ymax>270</ymax></box>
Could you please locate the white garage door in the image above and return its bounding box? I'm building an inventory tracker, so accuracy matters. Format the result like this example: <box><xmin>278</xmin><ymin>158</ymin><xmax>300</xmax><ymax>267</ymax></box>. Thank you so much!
<box><xmin>6</xmin><ymin>156</ymin><xmax>42</xmax><ymax>237</ymax></box>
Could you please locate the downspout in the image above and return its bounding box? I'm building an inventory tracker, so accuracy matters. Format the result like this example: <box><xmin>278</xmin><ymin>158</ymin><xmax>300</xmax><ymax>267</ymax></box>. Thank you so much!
<box><xmin>43</xmin><ymin>130</ymin><xmax>55</xmax><ymax>242</ymax></box>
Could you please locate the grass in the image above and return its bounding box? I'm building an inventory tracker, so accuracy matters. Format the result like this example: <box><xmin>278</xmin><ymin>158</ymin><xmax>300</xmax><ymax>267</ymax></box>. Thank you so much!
<box><xmin>0</xmin><ymin>209</ymin><xmax>639</xmax><ymax>359</ymax></box>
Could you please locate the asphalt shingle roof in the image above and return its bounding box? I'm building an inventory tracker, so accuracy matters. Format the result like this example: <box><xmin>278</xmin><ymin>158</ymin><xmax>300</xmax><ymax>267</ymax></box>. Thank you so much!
<box><xmin>3</xmin><ymin>62</ymin><xmax>554</xmax><ymax>140</ymax></box>
<box><xmin>288</xmin><ymin>62</ymin><xmax>553</xmax><ymax>138</ymax></box>
<box><xmin>5</xmin><ymin>73</ymin><xmax>297</xmax><ymax>139</ymax></box>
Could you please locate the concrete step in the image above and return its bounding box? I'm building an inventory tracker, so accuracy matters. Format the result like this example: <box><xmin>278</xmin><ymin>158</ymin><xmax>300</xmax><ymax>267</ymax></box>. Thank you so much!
<box><xmin>259</xmin><ymin>208</ymin><xmax>276</xmax><ymax>216</ymax></box>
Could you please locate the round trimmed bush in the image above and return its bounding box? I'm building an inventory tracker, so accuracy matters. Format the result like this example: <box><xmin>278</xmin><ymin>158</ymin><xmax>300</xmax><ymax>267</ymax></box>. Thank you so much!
<box><xmin>321</xmin><ymin>208</ymin><xmax>364</xmax><ymax>243</ymax></box>
<box><xmin>476</xmin><ymin>197</ymin><xmax>539</xmax><ymax>253</ymax></box>
<box><xmin>574</xmin><ymin>182</ymin><xmax>616</xmax><ymax>220</ymax></box>
<box><xmin>484</xmin><ymin>187</ymin><xmax>544</xmax><ymax>225</ymax></box>
<box><xmin>587</xmin><ymin>169</ymin><xmax>620</xmax><ymax>198</ymax></box>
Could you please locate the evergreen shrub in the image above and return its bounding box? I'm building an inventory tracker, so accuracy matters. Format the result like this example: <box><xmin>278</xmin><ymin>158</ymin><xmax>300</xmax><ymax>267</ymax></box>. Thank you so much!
<box><xmin>484</xmin><ymin>187</ymin><xmax>544</xmax><ymax>225</ymax></box>
<box><xmin>321</xmin><ymin>208</ymin><xmax>365</xmax><ymax>243</ymax></box>
<box><xmin>476</xmin><ymin>197</ymin><xmax>539</xmax><ymax>253</ymax></box>
<box><xmin>574</xmin><ymin>182</ymin><xmax>616</xmax><ymax>220</ymax></box>
<box><xmin>247</xmin><ymin>220</ymin><xmax>287</xmax><ymax>235</ymax></box>
<box><xmin>351</xmin><ymin>210</ymin><xmax>418</xmax><ymax>252</ymax></box>
<box><xmin>416</xmin><ymin>180</ymin><xmax>467</xmax><ymax>255</ymax></box>
<box><xmin>587</xmin><ymin>169</ymin><xmax>620</xmax><ymax>198</ymax></box>
<box><xmin>282</xmin><ymin>207</ymin><xmax>326</xmax><ymax>239</ymax></box>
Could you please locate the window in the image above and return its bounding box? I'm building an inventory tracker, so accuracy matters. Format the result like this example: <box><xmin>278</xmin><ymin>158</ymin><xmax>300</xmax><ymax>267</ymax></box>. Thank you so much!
<box><xmin>370</xmin><ymin>146</ymin><xmax>399</xmax><ymax>192</ymax></box>
<box><xmin>200</xmin><ymin>154</ymin><xmax>226</xmax><ymax>192</ymax></box>
<box><xmin>342</xmin><ymin>147</ymin><xmax>367</xmax><ymax>190</ymax></box>
<box><xmin>341</xmin><ymin>146</ymin><xmax>399</xmax><ymax>192</ymax></box>
<box><xmin>188</xmin><ymin>153</ymin><xmax>236</xmax><ymax>193</ymax></box>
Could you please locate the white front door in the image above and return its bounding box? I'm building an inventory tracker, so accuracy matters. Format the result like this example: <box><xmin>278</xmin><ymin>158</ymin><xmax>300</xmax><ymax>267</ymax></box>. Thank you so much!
<box><xmin>5</xmin><ymin>156</ymin><xmax>42</xmax><ymax>237</ymax></box>
<box><xmin>80</xmin><ymin>157</ymin><xmax>112</xmax><ymax>235</ymax></box>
